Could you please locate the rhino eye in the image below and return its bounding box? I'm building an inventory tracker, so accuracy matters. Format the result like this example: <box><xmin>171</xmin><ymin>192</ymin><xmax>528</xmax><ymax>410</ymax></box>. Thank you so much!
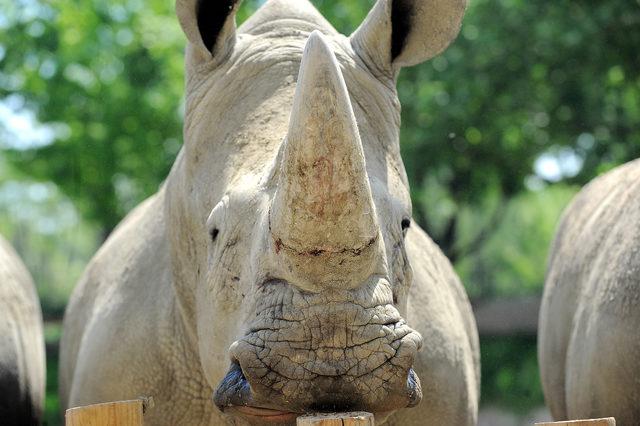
<box><xmin>401</xmin><ymin>218</ymin><xmax>411</xmax><ymax>234</ymax></box>
<box><xmin>210</xmin><ymin>228</ymin><xmax>220</xmax><ymax>242</ymax></box>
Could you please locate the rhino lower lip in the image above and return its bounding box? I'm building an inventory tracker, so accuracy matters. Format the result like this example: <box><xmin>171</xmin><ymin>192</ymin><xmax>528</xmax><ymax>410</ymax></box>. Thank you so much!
<box><xmin>228</xmin><ymin>406</ymin><xmax>298</xmax><ymax>422</ymax></box>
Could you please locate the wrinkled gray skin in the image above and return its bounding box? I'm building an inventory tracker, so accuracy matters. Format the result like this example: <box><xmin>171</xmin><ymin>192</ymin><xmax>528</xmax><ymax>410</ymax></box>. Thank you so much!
<box><xmin>60</xmin><ymin>1</ymin><xmax>479</xmax><ymax>424</ymax></box>
<box><xmin>539</xmin><ymin>158</ymin><xmax>640</xmax><ymax>425</ymax></box>
<box><xmin>0</xmin><ymin>234</ymin><xmax>45</xmax><ymax>425</ymax></box>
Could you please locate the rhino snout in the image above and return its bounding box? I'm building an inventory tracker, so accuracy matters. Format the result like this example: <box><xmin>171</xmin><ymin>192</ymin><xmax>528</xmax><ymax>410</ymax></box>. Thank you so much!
<box><xmin>213</xmin><ymin>303</ymin><xmax>423</xmax><ymax>422</ymax></box>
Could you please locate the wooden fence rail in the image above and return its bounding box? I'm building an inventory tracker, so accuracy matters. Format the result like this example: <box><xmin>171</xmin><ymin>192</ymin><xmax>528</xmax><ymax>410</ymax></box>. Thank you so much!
<box><xmin>66</xmin><ymin>399</ymin><xmax>616</xmax><ymax>426</ymax></box>
<box><xmin>297</xmin><ymin>412</ymin><xmax>374</xmax><ymax>425</ymax></box>
<box><xmin>65</xmin><ymin>401</ymin><xmax>375</xmax><ymax>426</ymax></box>
<box><xmin>65</xmin><ymin>400</ymin><xmax>144</xmax><ymax>426</ymax></box>
<box><xmin>536</xmin><ymin>418</ymin><xmax>616</xmax><ymax>426</ymax></box>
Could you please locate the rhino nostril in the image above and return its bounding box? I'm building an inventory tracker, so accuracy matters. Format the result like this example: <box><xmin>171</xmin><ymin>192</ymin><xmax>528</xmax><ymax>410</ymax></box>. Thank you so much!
<box><xmin>406</xmin><ymin>368</ymin><xmax>422</xmax><ymax>407</ymax></box>
<box><xmin>213</xmin><ymin>360</ymin><xmax>252</xmax><ymax>411</ymax></box>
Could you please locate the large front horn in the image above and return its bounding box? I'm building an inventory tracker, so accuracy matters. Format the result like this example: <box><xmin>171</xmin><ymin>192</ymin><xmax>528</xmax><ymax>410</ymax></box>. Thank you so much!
<box><xmin>269</xmin><ymin>31</ymin><xmax>382</xmax><ymax>290</ymax></box>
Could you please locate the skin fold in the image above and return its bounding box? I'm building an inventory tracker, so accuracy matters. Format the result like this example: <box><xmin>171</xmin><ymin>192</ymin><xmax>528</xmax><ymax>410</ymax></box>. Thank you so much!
<box><xmin>60</xmin><ymin>1</ymin><xmax>479</xmax><ymax>424</ymax></box>
<box><xmin>539</xmin><ymin>158</ymin><xmax>640</xmax><ymax>425</ymax></box>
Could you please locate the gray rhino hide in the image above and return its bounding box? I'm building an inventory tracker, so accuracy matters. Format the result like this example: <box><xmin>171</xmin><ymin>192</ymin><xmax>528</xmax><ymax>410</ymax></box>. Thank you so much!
<box><xmin>0</xmin><ymin>235</ymin><xmax>45</xmax><ymax>425</ymax></box>
<box><xmin>60</xmin><ymin>1</ymin><xmax>479</xmax><ymax>424</ymax></box>
<box><xmin>539</xmin><ymin>158</ymin><xmax>640</xmax><ymax>425</ymax></box>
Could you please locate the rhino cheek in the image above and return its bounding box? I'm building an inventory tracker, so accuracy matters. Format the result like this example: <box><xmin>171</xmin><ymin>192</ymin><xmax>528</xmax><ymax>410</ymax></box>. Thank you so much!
<box><xmin>196</xmin><ymin>279</ymin><xmax>246</xmax><ymax>391</ymax></box>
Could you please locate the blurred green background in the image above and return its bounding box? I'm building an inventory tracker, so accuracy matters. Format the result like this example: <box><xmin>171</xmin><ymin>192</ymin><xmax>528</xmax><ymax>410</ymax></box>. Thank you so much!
<box><xmin>0</xmin><ymin>0</ymin><xmax>638</xmax><ymax>424</ymax></box>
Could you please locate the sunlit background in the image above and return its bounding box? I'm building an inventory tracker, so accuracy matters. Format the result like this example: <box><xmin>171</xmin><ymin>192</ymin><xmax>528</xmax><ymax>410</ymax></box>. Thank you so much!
<box><xmin>1</xmin><ymin>0</ymin><xmax>639</xmax><ymax>424</ymax></box>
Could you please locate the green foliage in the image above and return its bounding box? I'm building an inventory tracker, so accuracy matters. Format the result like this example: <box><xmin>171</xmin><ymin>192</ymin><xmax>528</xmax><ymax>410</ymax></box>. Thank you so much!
<box><xmin>480</xmin><ymin>336</ymin><xmax>544</xmax><ymax>412</ymax></box>
<box><xmin>0</xmin><ymin>180</ymin><xmax>99</xmax><ymax>317</ymax></box>
<box><xmin>456</xmin><ymin>184</ymin><xmax>578</xmax><ymax>299</ymax></box>
<box><xmin>45</xmin><ymin>353</ymin><xmax>61</xmax><ymax>426</ymax></box>
<box><xmin>44</xmin><ymin>322</ymin><xmax>62</xmax><ymax>426</ymax></box>
<box><xmin>401</xmin><ymin>0</ymin><xmax>640</xmax><ymax>255</ymax></box>
<box><xmin>1</xmin><ymin>0</ymin><xmax>186</xmax><ymax>232</ymax></box>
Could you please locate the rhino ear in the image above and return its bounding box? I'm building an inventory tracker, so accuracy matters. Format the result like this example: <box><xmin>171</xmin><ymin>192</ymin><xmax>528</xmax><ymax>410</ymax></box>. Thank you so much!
<box><xmin>176</xmin><ymin>0</ymin><xmax>240</xmax><ymax>58</ymax></box>
<box><xmin>350</xmin><ymin>0</ymin><xmax>466</xmax><ymax>73</ymax></box>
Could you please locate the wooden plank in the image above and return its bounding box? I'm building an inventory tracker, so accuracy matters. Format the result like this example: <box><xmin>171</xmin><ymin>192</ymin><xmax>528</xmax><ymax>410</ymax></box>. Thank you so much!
<box><xmin>65</xmin><ymin>399</ymin><xmax>144</xmax><ymax>426</ymax></box>
<box><xmin>297</xmin><ymin>411</ymin><xmax>374</xmax><ymax>425</ymax></box>
<box><xmin>535</xmin><ymin>418</ymin><xmax>615</xmax><ymax>426</ymax></box>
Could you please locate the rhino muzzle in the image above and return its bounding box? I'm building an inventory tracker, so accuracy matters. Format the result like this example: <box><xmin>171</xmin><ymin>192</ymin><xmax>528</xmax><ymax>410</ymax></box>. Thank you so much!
<box><xmin>213</xmin><ymin>279</ymin><xmax>423</xmax><ymax>423</ymax></box>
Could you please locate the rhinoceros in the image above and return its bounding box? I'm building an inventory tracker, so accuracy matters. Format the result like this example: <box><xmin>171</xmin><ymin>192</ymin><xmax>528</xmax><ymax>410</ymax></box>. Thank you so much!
<box><xmin>539</xmin><ymin>158</ymin><xmax>640</xmax><ymax>425</ymax></box>
<box><xmin>0</xmin><ymin>234</ymin><xmax>45</xmax><ymax>425</ymax></box>
<box><xmin>60</xmin><ymin>0</ymin><xmax>479</xmax><ymax>424</ymax></box>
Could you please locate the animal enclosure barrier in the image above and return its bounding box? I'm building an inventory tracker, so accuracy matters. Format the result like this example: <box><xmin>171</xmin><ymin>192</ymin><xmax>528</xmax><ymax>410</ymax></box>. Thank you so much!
<box><xmin>65</xmin><ymin>400</ymin><xmax>144</xmax><ymax>425</ymax></box>
<box><xmin>65</xmin><ymin>399</ymin><xmax>375</xmax><ymax>425</ymax></box>
<box><xmin>535</xmin><ymin>418</ymin><xmax>616</xmax><ymax>426</ymax></box>
<box><xmin>65</xmin><ymin>400</ymin><xmax>616</xmax><ymax>426</ymax></box>
<box><xmin>297</xmin><ymin>412</ymin><xmax>374</xmax><ymax>425</ymax></box>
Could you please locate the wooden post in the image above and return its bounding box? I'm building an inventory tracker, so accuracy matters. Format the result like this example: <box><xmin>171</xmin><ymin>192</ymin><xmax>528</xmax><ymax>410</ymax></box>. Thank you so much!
<box><xmin>65</xmin><ymin>399</ymin><xmax>145</xmax><ymax>426</ymax></box>
<box><xmin>535</xmin><ymin>418</ymin><xmax>616</xmax><ymax>426</ymax></box>
<box><xmin>297</xmin><ymin>412</ymin><xmax>374</xmax><ymax>426</ymax></box>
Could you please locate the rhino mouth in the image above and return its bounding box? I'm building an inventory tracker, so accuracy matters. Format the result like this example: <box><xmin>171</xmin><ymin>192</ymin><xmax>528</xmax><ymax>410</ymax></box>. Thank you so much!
<box><xmin>213</xmin><ymin>361</ymin><xmax>300</xmax><ymax>424</ymax></box>
<box><xmin>213</xmin><ymin>360</ymin><xmax>421</xmax><ymax>423</ymax></box>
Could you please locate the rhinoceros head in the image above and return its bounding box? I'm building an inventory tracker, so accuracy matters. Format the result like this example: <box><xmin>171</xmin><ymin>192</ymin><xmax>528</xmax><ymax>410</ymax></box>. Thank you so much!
<box><xmin>168</xmin><ymin>0</ymin><xmax>465</xmax><ymax>423</ymax></box>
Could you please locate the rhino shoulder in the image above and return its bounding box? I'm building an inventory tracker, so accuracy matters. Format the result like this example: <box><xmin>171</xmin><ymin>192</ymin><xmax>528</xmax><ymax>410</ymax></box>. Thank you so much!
<box><xmin>60</xmin><ymin>190</ymin><xmax>170</xmax><ymax>409</ymax></box>
<box><xmin>394</xmin><ymin>225</ymin><xmax>479</xmax><ymax>426</ymax></box>
<box><xmin>405</xmin><ymin>224</ymin><xmax>478</xmax><ymax>349</ymax></box>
